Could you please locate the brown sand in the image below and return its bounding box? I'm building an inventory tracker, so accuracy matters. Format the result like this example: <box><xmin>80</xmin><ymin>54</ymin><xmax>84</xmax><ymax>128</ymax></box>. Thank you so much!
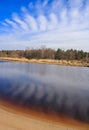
<box><xmin>0</xmin><ymin>100</ymin><xmax>89</xmax><ymax>130</ymax></box>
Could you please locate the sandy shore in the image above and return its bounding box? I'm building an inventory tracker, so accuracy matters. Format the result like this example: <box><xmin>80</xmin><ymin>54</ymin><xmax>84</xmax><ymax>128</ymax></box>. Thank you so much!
<box><xmin>0</xmin><ymin>100</ymin><xmax>89</xmax><ymax>130</ymax></box>
<box><xmin>0</xmin><ymin>57</ymin><xmax>89</xmax><ymax>67</ymax></box>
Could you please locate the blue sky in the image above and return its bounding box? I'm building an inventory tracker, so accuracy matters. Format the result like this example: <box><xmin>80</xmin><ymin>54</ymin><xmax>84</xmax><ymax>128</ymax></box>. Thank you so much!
<box><xmin>0</xmin><ymin>0</ymin><xmax>89</xmax><ymax>51</ymax></box>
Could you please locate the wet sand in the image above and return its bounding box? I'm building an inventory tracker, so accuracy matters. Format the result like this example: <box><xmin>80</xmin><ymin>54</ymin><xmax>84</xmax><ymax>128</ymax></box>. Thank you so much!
<box><xmin>0</xmin><ymin>100</ymin><xmax>89</xmax><ymax>130</ymax></box>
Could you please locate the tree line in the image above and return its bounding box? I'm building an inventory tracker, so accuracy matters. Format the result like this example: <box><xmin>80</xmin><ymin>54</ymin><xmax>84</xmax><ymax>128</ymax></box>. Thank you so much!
<box><xmin>0</xmin><ymin>47</ymin><xmax>89</xmax><ymax>61</ymax></box>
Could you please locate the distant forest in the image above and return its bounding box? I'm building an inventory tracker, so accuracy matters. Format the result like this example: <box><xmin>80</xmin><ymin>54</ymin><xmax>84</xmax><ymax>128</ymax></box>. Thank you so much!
<box><xmin>0</xmin><ymin>47</ymin><xmax>89</xmax><ymax>61</ymax></box>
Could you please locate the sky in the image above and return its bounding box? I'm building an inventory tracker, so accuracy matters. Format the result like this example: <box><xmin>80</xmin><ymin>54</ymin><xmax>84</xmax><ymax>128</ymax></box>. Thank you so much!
<box><xmin>0</xmin><ymin>0</ymin><xmax>89</xmax><ymax>51</ymax></box>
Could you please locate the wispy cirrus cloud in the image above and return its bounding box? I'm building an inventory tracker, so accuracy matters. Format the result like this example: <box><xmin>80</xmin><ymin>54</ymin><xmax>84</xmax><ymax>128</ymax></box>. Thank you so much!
<box><xmin>0</xmin><ymin>0</ymin><xmax>89</xmax><ymax>51</ymax></box>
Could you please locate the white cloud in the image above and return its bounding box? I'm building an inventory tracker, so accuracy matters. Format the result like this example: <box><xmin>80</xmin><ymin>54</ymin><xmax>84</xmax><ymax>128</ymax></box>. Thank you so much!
<box><xmin>0</xmin><ymin>22</ymin><xmax>8</xmax><ymax>27</ymax></box>
<box><xmin>48</xmin><ymin>13</ymin><xmax>58</xmax><ymax>29</ymax></box>
<box><xmin>42</xmin><ymin>0</ymin><xmax>49</xmax><ymax>7</ymax></box>
<box><xmin>12</xmin><ymin>13</ymin><xmax>29</xmax><ymax>31</ymax></box>
<box><xmin>24</xmin><ymin>14</ymin><xmax>38</xmax><ymax>32</ymax></box>
<box><xmin>51</xmin><ymin>0</ymin><xmax>64</xmax><ymax>12</ymax></box>
<box><xmin>37</xmin><ymin>15</ymin><xmax>48</xmax><ymax>31</ymax></box>
<box><xmin>60</xmin><ymin>8</ymin><xmax>68</xmax><ymax>26</ymax></box>
<box><xmin>68</xmin><ymin>0</ymin><xmax>83</xmax><ymax>8</ymax></box>
<box><xmin>0</xmin><ymin>0</ymin><xmax>89</xmax><ymax>51</ymax></box>
<box><xmin>29</xmin><ymin>2</ymin><xmax>34</xmax><ymax>9</ymax></box>
<box><xmin>5</xmin><ymin>19</ymin><xmax>18</xmax><ymax>30</ymax></box>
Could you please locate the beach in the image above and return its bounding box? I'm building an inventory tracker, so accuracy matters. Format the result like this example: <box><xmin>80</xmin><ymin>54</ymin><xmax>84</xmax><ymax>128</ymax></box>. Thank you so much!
<box><xmin>0</xmin><ymin>100</ymin><xmax>89</xmax><ymax>130</ymax></box>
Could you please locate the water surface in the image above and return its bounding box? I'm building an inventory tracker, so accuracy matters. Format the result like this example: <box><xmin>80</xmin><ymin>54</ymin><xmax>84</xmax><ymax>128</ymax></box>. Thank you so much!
<box><xmin>0</xmin><ymin>60</ymin><xmax>89</xmax><ymax>122</ymax></box>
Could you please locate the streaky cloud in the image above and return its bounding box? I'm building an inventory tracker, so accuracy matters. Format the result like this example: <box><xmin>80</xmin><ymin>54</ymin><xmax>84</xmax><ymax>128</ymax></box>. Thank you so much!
<box><xmin>0</xmin><ymin>0</ymin><xmax>89</xmax><ymax>51</ymax></box>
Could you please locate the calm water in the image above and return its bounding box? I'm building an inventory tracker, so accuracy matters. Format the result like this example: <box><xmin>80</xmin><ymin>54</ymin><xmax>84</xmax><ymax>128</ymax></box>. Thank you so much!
<box><xmin>0</xmin><ymin>60</ymin><xmax>89</xmax><ymax>122</ymax></box>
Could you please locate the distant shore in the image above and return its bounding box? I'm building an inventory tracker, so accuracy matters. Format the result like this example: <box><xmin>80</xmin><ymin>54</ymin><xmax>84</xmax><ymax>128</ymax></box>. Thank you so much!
<box><xmin>0</xmin><ymin>57</ymin><xmax>89</xmax><ymax>67</ymax></box>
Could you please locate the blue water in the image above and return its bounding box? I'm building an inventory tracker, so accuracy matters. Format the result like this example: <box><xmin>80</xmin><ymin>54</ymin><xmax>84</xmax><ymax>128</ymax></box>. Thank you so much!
<box><xmin>0</xmin><ymin>60</ymin><xmax>89</xmax><ymax>122</ymax></box>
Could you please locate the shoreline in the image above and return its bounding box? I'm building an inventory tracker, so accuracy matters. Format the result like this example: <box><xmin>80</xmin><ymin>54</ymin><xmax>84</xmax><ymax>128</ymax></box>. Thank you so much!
<box><xmin>0</xmin><ymin>57</ymin><xmax>89</xmax><ymax>67</ymax></box>
<box><xmin>0</xmin><ymin>99</ymin><xmax>89</xmax><ymax>130</ymax></box>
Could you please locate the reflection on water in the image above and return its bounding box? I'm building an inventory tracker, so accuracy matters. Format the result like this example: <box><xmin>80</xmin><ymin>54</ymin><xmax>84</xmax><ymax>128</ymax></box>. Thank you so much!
<box><xmin>0</xmin><ymin>60</ymin><xmax>89</xmax><ymax>122</ymax></box>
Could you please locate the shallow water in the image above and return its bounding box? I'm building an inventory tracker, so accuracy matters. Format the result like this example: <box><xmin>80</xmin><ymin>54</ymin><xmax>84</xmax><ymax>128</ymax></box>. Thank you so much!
<box><xmin>0</xmin><ymin>60</ymin><xmax>89</xmax><ymax>122</ymax></box>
